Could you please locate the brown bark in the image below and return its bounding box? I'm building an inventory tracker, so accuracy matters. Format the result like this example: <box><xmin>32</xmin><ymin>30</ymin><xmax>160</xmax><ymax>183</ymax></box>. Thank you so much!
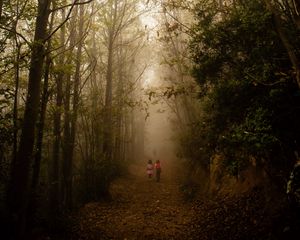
<box><xmin>29</xmin><ymin>41</ymin><xmax>52</xmax><ymax>228</ymax></box>
<box><xmin>130</xmin><ymin>110</ymin><xmax>135</xmax><ymax>161</ymax></box>
<box><xmin>290</xmin><ymin>0</ymin><xmax>300</xmax><ymax>31</ymax></box>
<box><xmin>124</xmin><ymin>112</ymin><xmax>130</xmax><ymax>163</ymax></box>
<box><xmin>294</xmin><ymin>0</ymin><xmax>300</xmax><ymax>13</ymax></box>
<box><xmin>65</xmin><ymin>1</ymin><xmax>85</xmax><ymax>209</ymax></box>
<box><xmin>12</xmin><ymin>42</ymin><xmax>21</xmax><ymax>167</ymax></box>
<box><xmin>61</xmin><ymin>4</ymin><xmax>77</xmax><ymax>208</ymax></box>
<box><xmin>11</xmin><ymin>0</ymin><xmax>24</xmax><ymax>187</ymax></box>
<box><xmin>103</xmin><ymin>33</ymin><xmax>114</xmax><ymax>161</ymax></box>
<box><xmin>114</xmin><ymin>44</ymin><xmax>124</xmax><ymax>164</ymax></box>
<box><xmin>83</xmin><ymin>7</ymin><xmax>101</xmax><ymax>200</ymax></box>
<box><xmin>31</xmin><ymin>4</ymin><xmax>55</xmax><ymax>214</ymax></box>
<box><xmin>0</xmin><ymin>0</ymin><xmax>3</xmax><ymax>20</ymax></box>
<box><xmin>7</xmin><ymin>0</ymin><xmax>51</xmax><ymax>237</ymax></box>
<box><xmin>49</xmin><ymin>5</ymin><xmax>65</xmax><ymax>218</ymax></box>
<box><xmin>32</xmin><ymin>57</ymin><xmax>51</xmax><ymax>191</ymax></box>
<box><xmin>103</xmin><ymin>0</ymin><xmax>118</xmax><ymax>163</ymax></box>
<box><xmin>63</xmin><ymin>75</ymin><xmax>71</xmax><ymax>209</ymax></box>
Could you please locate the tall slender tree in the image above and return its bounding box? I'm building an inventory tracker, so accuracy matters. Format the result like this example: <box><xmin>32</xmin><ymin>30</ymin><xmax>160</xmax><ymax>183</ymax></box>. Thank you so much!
<box><xmin>0</xmin><ymin>0</ymin><xmax>3</xmax><ymax>20</ymax></box>
<box><xmin>65</xmin><ymin>0</ymin><xmax>85</xmax><ymax>209</ymax></box>
<box><xmin>103</xmin><ymin>0</ymin><xmax>118</xmax><ymax>162</ymax></box>
<box><xmin>49</xmin><ymin>2</ymin><xmax>66</xmax><ymax>219</ymax></box>
<box><xmin>8</xmin><ymin>0</ymin><xmax>51</xmax><ymax>237</ymax></box>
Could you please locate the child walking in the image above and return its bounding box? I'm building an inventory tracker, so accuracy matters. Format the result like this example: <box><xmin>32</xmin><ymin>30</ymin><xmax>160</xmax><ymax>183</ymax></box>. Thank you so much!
<box><xmin>146</xmin><ymin>160</ymin><xmax>154</xmax><ymax>178</ymax></box>
<box><xmin>155</xmin><ymin>160</ymin><xmax>161</xmax><ymax>182</ymax></box>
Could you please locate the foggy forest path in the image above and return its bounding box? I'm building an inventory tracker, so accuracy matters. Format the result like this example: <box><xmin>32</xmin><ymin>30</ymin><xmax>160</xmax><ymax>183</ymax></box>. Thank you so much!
<box><xmin>72</xmin><ymin>159</ymin><xmax>295</xmax><ymax>240</ymax></box>
<box><xmin>75</xmin><ymin>160</ymin><xmax>194</xmax><ymax>240</ymax></box>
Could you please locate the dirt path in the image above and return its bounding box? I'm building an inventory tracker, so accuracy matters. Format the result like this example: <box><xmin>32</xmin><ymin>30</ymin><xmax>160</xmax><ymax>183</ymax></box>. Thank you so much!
<box><xmin>75</xmin><ymin>162</ymin><xmax>193</xmax><ymax>240</ymax></box>
<box><xmin>73</xmin><ymin>161</ymin><xmax>295</xmax><ymax>240</ymax></box>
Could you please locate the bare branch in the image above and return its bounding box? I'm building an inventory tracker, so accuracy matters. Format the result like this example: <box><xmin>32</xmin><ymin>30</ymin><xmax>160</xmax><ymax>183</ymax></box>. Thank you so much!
<box><xmin>0</xmin><ymin>25</ymin><xmax>31</xmax><ymax>46</ymax></box>
<box><xmin>50</xmin><ymin>0</ymin><xmax>94</xmax><ymax>13</ymax></box>
<box><xmin>46</xmin><ymin>0</ymin><xmax>94</xmax><ymax>42</ymax></box>
<box><xmin>45</xmin><ymin>2</ymin><xmax>76</xmax><ymax>42</ymax></box>
<box><xmin>79</xmin><ymin>62</ymin><xmax>95</xmax><ymax>96</ymax></box>
<box><xmin>164</xmin><ymin>10</ymin><xmax>194</xmax><ymax>34</ymax></box>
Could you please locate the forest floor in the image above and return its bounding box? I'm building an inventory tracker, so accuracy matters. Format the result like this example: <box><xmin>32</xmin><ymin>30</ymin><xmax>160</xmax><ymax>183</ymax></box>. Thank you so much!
<box><xmin>73</xmin><ymin>161</ymin><xmax>194</xmax><ymax>240</ymax></box>
<box><xmin>70</xmin><ymin>161</ymin><xmax>300</xmax><ymax>240</ymax></box>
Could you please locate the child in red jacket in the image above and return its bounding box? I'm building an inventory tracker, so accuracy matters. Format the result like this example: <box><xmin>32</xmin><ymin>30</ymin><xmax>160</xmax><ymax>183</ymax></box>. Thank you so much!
<box><xmin>155</xmin><ymin>160</ymin><xmax>161</xmax><ymax>182</ymax></box>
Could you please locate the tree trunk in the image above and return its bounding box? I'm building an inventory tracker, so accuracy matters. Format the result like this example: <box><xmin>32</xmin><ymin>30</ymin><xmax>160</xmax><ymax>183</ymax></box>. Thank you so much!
<box><xmin>264</xmin><ymin>0</ymin><xmax>300</xmax><ymax>89</ymax></box>
<box><xmin>289</xmin><ymin>0</ymin><xmax>300</xmax><ymax>31</ymax></box>
<box><xmin>29</xmin><ymin>41</ymin><xmax>51</xmax><ymax>228</ymax></box>
<box><xmin>62</xmin><ymin>5</ymin><xmax>77</xmax><ymax>210</ymax></box>
<box><xmin>0</xmin><ymin>0</ymin><xmax>3</xmax><ymax>20</ymax></box>
<box><xmin>49</xmin><ymin>5</ymin><xmax>65</xmax><ymax>219</ymax></box>
<box><xmin>103</xmin><ymin>34</ymin><xmax>114</xmax><ymax>161</ymax></box>
<box><xmin>65</xmin><ymin>1</ymin><xmax>85</xmax><ymax>209</ymax></box>
<box><xmin>131</xmin><ymin>109</ymin><xmax>135</xmax><ymax>161</ymax></box>
<box><xmin>7</xmin><ymin>0</ymin><xmax>51</xmax><ymax>238</ymax></box>
<box><xmin>85</xmin><ymin>8</ymin><xmax>101</xmax><ymax>200</ymax></box>
<box><xmin>114</xmin><ymin>43</ymin><xmax>124</xmax><ymax>165</ymax></box>
<box><xmin>12</xmin><ymin>41</ymin><xmax>21</xmax><ymax>169</ymax></box>
<box><xmin>124</xmin><ymin>111</ymin><xmax>130</xmax><ymax>163</ymax></box>
<box><xmin>63</xmin><ymin>76</ymin><xmax>72</xmax><ymax>209</ymax></box>
<box><xmin>103</xmin><ymin>0</ymin><xmax>118</xmax><ymax>163</ymax></box>
<box><xmin>294</xmin><ymin>0</ymin><xmax>300</xmax><ymax>16</ymax></box>
<box><xmin>30</xmin><ymin>7</ymin><xmax>55</xmax><ymax>224</ymax></box>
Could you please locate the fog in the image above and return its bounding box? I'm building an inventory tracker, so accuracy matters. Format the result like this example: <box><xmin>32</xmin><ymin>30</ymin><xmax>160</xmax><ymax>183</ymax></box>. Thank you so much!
<box><xmin>137</xmin><ymin>6</ymin><xmax>179</xmax><ymax>165</ymax></box>
<box><xmin>142</xmin><ymin>66</ymin><xmax>177</xmax><ymax>164</ymax></box>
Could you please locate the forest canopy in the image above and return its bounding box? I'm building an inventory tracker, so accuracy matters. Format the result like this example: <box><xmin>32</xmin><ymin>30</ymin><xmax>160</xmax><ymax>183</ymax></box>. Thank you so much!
<box><xmin>185</xmin><ymin>0</ymin><xmax>300</xmax><ymax>176</ymax></box>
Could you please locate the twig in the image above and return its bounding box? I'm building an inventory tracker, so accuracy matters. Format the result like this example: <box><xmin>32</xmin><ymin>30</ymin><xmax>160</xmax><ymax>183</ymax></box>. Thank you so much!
<box><xmin>46</xmin><ymin>0</ymin><xmax>94</xmax><ymax>42</ymax></box>
<box><xmin>0</xmin><ymin>25</ymin><xmax>31</xmax><ymax>46</ymax></box>
<box><xmin>50</xmin><ymin>0</ymin><xmax>94</xmax><ymax>12</ymax></box>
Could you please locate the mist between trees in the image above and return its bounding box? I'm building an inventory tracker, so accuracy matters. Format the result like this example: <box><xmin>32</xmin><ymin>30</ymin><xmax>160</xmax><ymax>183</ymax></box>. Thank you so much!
<box><xmin>1</xmin><ymin>0</ymin><xmax>300</xmax><ymax>239</ymax></box>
